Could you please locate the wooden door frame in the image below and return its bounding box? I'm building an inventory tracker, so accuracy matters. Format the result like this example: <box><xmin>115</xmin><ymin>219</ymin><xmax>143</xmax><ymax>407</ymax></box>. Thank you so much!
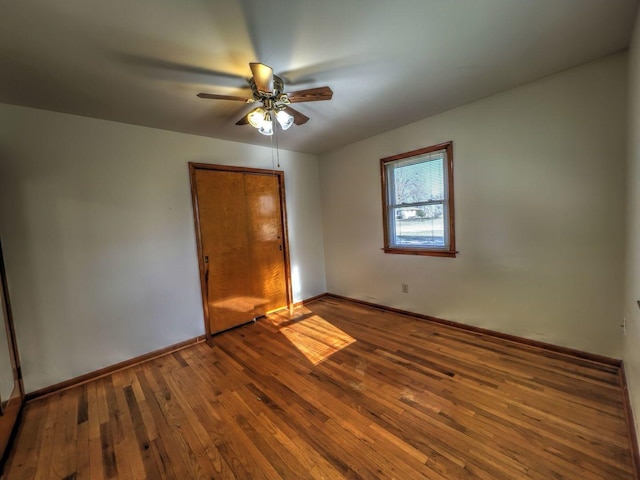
<box><xmin>188</xmin><ymin>162</ymin><xmax>294</xmax><ymax>337</ymax></box>
<box><xmin>0</xmin><ymin>237</ymin><xmax>25</xmax><ymax>469</ymax></box>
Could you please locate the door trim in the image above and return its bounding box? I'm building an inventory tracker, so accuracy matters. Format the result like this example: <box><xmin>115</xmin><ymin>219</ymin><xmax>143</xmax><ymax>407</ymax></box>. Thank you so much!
<box><xmin>188</xmin><ymin>162</ymin><xmax>293</xmax><ymax>337</ymax></box>
<box><xmin>0</xmin><ymin>238</ymin><xmax>25</xmax><ymax>469</ymax></box>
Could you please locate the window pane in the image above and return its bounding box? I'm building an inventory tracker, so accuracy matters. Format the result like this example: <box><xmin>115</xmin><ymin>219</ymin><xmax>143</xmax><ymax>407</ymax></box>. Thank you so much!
<box><xmin>392</xmin><ymin>206</ymin><xmax>445</xmax><ymax>247</ymax></box>
<box><xmin>393</xmin><ymin>154</ymin><xmax>445</xmax><ymax>204</ymax></box>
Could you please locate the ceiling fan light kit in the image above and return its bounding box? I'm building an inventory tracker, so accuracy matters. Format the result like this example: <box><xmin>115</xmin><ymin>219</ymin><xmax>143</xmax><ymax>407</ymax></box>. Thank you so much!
<box><xmin>198</xmin><ymin>62</ymin><xmax>333</xmax><ymax>136</ymax></box>
<box><xmin>243</xmin><ymin>97</ymin><xmax>290</xmax><ymax>136</ymax></box>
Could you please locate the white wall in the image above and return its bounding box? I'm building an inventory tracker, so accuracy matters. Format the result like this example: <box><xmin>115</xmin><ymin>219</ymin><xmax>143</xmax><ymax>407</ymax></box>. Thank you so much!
<box><xmin>0</xmin><ymin>104</ymin><xmax>326</xmax><ymax>393</ymax></box>
<box><xmin>319</xmin><ymin>53</ymin><xmax>627</xmax><ymax>358</ymax></box>
<box><xmin>624</xmin><ymin>6</ymin><xmax>640</xmax><ymax>446</ymax></box>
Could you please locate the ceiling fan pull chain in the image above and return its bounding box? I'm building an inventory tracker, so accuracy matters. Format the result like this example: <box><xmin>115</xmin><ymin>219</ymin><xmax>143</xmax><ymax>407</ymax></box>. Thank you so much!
<box><xmin>270</xmin><ymin>134</ymin><xmax>275</xmax><ymax>172</ymax></box>
<box><xmin>275</xmin><ymin>126</ymin><xmax>281</xmax><ymax>168</ymax></box>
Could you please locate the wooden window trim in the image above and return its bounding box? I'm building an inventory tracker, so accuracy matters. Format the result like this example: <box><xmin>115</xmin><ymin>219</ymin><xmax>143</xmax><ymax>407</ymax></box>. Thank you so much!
<box><xmin>380</xmin><ymin>141</ymin><xmax>456</xmax><ymax>257</ymax></box>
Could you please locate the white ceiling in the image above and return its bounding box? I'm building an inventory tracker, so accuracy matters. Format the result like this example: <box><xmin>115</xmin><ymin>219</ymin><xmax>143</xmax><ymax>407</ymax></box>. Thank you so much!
<box><xmin>1</xmin><ymin>0</ymin><xmax>637</xmax><ymax>154</ymax></box>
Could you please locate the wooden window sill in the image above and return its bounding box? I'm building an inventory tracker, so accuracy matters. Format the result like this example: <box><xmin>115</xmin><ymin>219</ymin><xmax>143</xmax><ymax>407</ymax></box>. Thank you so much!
<box><xmin>382</xmin><ymin>247</ymin><xmax>457</xmax><ymax>258</ymax></box>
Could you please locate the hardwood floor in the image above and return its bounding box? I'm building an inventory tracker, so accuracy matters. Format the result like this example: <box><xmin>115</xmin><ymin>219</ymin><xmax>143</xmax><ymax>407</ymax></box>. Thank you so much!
<box><xmin>3</xmin><ymin>297</ymin><xmax>637</xmax><ymax>479</ymax></box>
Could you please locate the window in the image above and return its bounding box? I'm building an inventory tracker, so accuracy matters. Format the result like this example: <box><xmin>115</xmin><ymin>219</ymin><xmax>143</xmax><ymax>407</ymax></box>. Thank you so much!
<box><xmin>381</xmin><ymin>142</ymin><xmax>456</xmax><ymax>257</ymax></box>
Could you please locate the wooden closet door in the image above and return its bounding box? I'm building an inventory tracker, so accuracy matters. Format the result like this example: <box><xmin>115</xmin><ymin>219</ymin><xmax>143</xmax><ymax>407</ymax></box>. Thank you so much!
<box><xmin>192</xmin><ymin>166</ymin><xmax>290</xmax><ymax>335</ymax></box>
<box><xmin>194</xmin><ymin>169</ymin><xmax>256</xmax><ymax>333</ymax></box>
<box><xmin>244</xmin><ymin>173</ymin><xmax>287</xmax><ymax>317</ymax></box>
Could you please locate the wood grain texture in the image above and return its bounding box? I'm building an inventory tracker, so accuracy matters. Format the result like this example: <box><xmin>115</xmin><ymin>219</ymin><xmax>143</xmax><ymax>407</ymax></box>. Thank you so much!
<box><xmin>283</xmin><ymin>106</ymin><xmax>309</xmax><ymax>125</ymax></box>
<box><xmin>25</xmin><ymin>336</ymin><xmax>205</xmax><ymax>402</ymax></box>
<box><xmin>286</xmin><ymin>86</ymin><xmax>333</xmax><ymax>103</ymax></box>
<box><xmin>326</xmin><ymin>292</ymin><xmax>622</xmax><ymax>366</ymax></box>
<box><xmin>4</xmin><ymin>297</ymin><xmax>638</xmax><ymax>479</ymax></box>
<box><xmin>195</xmin><ymin>168</ymin><xmax>257</xmax><ymax>333</ymax></box>
<box><xmin>244</xmin><ymin>174</ymin><xmax>287</xmax><ymax>316</ymax></box>
<box><xmin>189</xmin><ymin>163</ymin><xmax>292</xmax><ymax>336</ymax></box>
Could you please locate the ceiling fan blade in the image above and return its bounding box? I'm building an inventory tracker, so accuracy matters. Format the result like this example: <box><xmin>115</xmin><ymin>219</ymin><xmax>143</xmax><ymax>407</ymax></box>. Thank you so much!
<box><xmin>287</xmin><ymin>86</ymin><xmax>333</xmax><ymax>103</ymax></box>
<box><xmin>235</xmin><ymin>114</ymin><xmax>250</xmax><ymax>126</ymax></box>
<box><xmin>250</xmin><ymin>62</ymin><xmax>274</xmax><ymax>93</ymax></box>
<box><xmin>284</xmin><ymin>106</ymin><xmax>309</xmax><ymax>125</ymax></box>
<box><xmin>197</xmin><ymin>93</ymin><xmax>249</xmax><ymax>102</ymax></box>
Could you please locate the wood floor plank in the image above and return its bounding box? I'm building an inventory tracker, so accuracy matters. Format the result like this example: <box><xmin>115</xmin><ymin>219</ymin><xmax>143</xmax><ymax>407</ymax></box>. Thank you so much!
<box><xmin>33</xmin><ymin>394</ymin><xmax>63</xmax><ymax>480</ymax></box>
<box><xmin>53</xmin><ymin>390</ymin><xmax>78</xmax><ymax>479</ymax></box>
<box><xmin>85</xmin><ymin>381</ymin><xmax>105</xmax><ymax>480</ymax></box>
<box><xmin>3</xmin><ymin>398</ymin><xmax>47</xmax><ymax>479</ymax></box>
<box><xmin>74</xmin><ymin>385</ymin><xmax>90</xmax><ymax>480</ymax></box>
<box><xmin>111</xmin><ymin>377</ymin><xmax>146</xmax><ymax>480</ymax></box>
<box><xmin>133</xmin><ymin>368</ymin><xmax>190</xmax><ymax>479</ymax></box>
<box><xmin>3</xmin><ymin>297</ymin><xmax>637</xmax><ymax>479</ymax></box>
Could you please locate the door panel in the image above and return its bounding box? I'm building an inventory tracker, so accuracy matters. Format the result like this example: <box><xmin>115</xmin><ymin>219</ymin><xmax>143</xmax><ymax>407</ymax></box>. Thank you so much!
<box><xmin>191</xmin><ymin>165</ymin><xmax>290</xmax><ymax>335</ymax></box>
<box><xmin>195</xmin><ymin>170</ymin><xmax>256</xmax><ymax>334</ymax></box>
<box><xmin>244</xmin><ymin>174</ymin><xmax>287</xmax><ymax>316</ymax></box>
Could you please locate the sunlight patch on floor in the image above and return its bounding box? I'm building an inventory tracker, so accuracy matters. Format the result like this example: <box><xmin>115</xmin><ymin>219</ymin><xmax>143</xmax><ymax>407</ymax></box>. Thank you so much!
<box><xmin>277</xmin><ymin>312</ymin><xmax>356</xmax><ymax>365</ymax></box>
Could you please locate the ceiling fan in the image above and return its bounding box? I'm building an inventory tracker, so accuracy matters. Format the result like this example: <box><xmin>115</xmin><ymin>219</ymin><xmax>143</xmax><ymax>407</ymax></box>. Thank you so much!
<box><xmin>197</xmin><ymin>62</ymin><xmax>333</xmax><ymax>136</ymax></box>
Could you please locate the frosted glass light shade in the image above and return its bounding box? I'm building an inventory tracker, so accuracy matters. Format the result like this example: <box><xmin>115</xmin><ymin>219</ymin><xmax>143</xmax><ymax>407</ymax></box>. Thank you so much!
<box><xmin>275</xmin><ymin>110</ymin><xmax>294</xmax><ymax>130</ymax></box>
<box><xmin>248</xmin><ymin>108</ymin><xmax>266</xmax><ymax>128</ymax></box>
<box><xmin>258</xmin><ymin>115</ymin><xmax>273</xmax><ymax>136</ymax></box>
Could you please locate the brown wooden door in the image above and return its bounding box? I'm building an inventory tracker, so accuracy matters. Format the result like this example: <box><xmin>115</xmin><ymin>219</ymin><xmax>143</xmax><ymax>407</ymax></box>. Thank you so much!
<box><xmin>245</xmin><ymin>173</ymin><xmax>288</xmax><ymax>317</ymax></box>
<box><xmin>191</xmin><ymin>165</ymin><xmax>290</xmax><ymax>335</ymax></box>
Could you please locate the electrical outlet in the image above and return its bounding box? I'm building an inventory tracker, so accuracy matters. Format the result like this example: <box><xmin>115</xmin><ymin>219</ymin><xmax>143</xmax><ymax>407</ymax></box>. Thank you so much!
<box><xmin>401</xmin><ymin>283</ymin><xmax>409</xmax><ymax>294</ymax></box>
<box><xmin>622</xmin><ymin>317</ymin><xmax>627</xmax><ymax>335</ymax></box>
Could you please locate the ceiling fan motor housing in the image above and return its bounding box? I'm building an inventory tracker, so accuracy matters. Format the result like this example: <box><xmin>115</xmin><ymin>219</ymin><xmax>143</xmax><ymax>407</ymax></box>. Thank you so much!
<box><xmin>250</xmin><ymin>75</ymin><xmax>289</xmax><ymax>111</ymax></box>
